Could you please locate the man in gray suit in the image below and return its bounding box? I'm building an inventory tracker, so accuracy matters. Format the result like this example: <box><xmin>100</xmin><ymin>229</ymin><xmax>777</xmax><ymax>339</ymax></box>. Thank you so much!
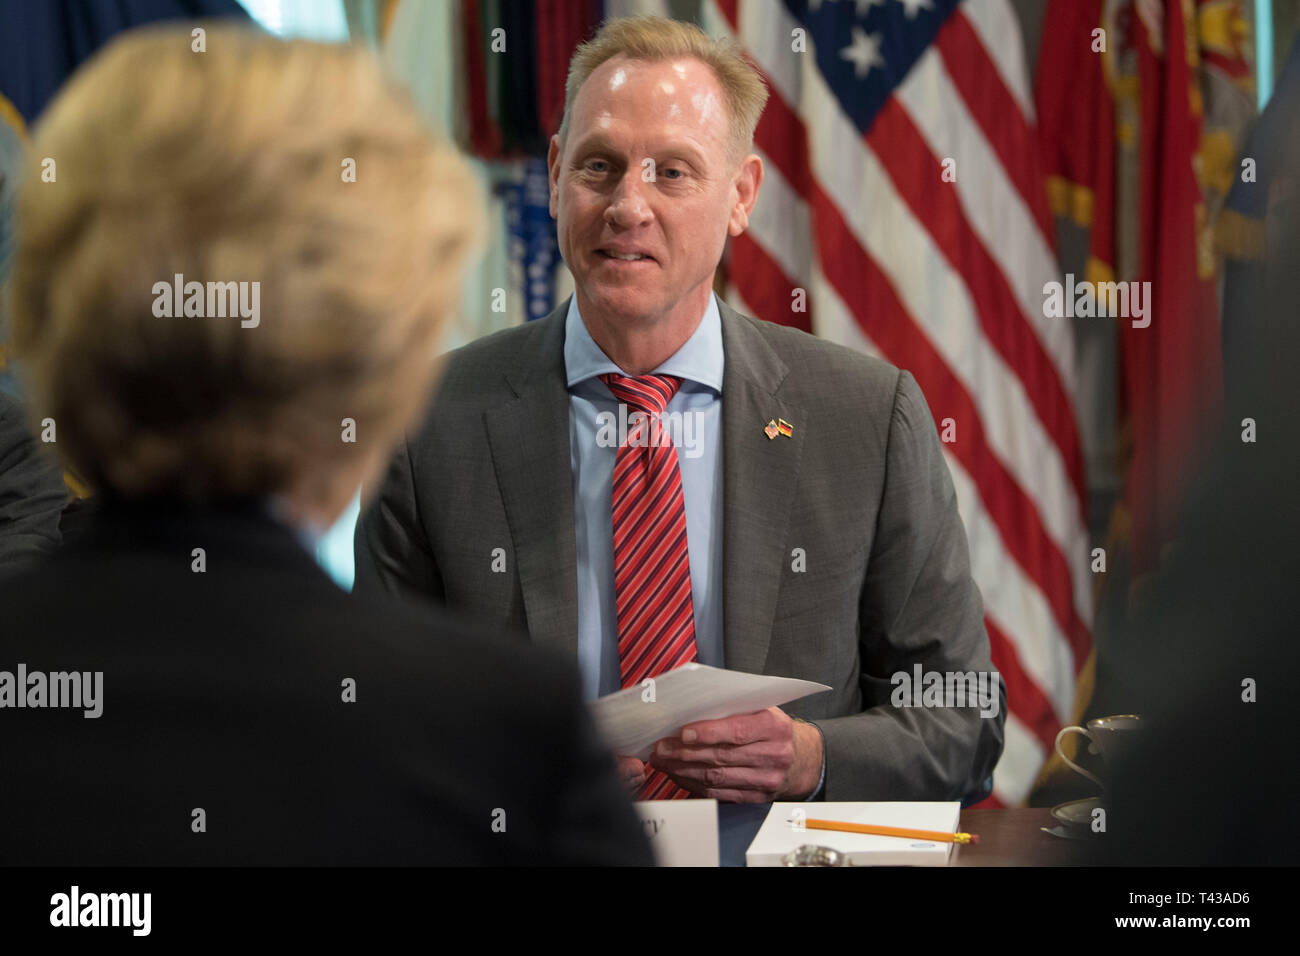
<box><xmin>356</xmin><ymin>16</ymin><xmax>1004</xmax><ymax>803</ymax></box>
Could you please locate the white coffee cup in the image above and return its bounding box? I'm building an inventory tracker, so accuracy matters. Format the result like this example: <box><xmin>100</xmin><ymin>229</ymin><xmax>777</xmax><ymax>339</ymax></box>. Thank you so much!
<box><xmin>1053</xmin><ymin>714</ymin><xmax>1143</xmax><ymax>789</ymax></box>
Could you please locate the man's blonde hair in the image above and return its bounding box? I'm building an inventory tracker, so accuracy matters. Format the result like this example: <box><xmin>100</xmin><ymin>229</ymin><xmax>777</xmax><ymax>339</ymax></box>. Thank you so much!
<box><xmin>7</xmin><ymin>25</ymin><xmax>481</xmax><ymax>501</ymax></box>
<box><xmin>557</xmin><ymin>15</ymin><xmax>769</xmax><ymax>165</ymax></box>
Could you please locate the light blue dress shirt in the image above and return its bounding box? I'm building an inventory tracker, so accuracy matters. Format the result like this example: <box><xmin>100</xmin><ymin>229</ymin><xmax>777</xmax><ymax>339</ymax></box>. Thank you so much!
<box><xmin>565</xmin><ymin>293</ymin><xmax>725</xmax><ymax>700</ymax></box>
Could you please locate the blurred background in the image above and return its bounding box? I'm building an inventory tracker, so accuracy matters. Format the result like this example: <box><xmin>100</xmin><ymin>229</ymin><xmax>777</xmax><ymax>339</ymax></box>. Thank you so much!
<box><xmin>1</xmin><ymin>0</ymin><xmax>1295</xmax><ymax>811</ymax></box>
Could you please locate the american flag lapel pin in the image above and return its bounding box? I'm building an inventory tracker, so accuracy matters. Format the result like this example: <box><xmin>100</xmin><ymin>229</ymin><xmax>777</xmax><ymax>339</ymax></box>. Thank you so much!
<box><xmin>764</xmin><ymin>419</ymin><xmax>779</xmax><ymax>440</ymax></box>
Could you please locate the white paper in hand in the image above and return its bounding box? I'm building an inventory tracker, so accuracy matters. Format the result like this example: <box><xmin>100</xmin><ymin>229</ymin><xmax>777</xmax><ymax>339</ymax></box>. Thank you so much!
<box><xmin>590</xmin><ymin>663</ymin><xmax>831</xmax><ymax>760</ymax></box>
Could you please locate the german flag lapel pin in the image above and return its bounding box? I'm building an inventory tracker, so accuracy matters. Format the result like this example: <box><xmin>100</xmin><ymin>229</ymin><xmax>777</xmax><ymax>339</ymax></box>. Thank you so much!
<box><xmin>777</xmin><ymin>418</ymin><xmax>794</xmax><ymax>438</ymax></box>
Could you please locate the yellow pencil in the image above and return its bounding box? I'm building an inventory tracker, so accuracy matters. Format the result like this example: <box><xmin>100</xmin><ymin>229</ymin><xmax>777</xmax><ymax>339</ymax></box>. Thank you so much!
<box><xmin>803</xmin><ymin>819</ymin><xmax>980</xmax><ymax>845</ymax></box>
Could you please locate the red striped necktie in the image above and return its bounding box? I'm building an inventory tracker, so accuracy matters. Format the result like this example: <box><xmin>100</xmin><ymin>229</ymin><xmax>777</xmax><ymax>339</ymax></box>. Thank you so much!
<box><xmin>600</xmin><ymin>372</ymin><xmax>698</xmax><ymax>801</ymax></box>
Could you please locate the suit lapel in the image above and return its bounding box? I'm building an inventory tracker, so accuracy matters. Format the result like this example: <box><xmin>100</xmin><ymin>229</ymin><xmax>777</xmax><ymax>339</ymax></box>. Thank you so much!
<box><xmin>481</xmin><ymin>297</ymin><xmax>804</xmax><ymax>674</ymax></box>
<box><xmin>483</xmin><ymin>301</ymin><xmax>579</xmax><ymax>660</ymax></box>
<box><xmin>719</xmin><ymin>302</ymin><xmax>806</xmax><ymax>675</ymax></box>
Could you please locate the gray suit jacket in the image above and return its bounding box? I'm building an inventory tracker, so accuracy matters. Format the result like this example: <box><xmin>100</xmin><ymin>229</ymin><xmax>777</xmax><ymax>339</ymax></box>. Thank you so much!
<box><xmin>356</xmin><ymin>297</ymin><xmax>1005</xmax><ymax>801</ymax></box>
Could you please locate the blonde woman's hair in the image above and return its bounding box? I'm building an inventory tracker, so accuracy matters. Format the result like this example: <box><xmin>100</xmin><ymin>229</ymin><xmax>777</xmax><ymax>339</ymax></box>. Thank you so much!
<box><xmin>557</xmin><ymin>15</ymin><xmax>769</xmax><ymax>165</ymax></box>
<box><xmin>7</xmin><ymin>25</ymin><xmax>481</xmax><ymax>501</ymax></box>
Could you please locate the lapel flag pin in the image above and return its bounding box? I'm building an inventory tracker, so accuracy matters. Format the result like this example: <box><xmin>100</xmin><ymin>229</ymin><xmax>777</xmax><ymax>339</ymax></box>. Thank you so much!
<box><xmin>777</xmin><ymin>418</ymin><xmax>794</xmax><ymax>438</ymax></box>
<box><xmin>764</xmin><ymin>419</ymin><xmax>779</xmax><ymax>440</ymax></box>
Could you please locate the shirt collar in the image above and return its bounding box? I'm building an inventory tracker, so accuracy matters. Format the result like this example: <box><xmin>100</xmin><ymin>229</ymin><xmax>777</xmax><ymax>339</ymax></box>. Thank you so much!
<box><xmin>563</xmin><ymin>291</ymin><xmax>724</xmax><ymax>393</ymax></box>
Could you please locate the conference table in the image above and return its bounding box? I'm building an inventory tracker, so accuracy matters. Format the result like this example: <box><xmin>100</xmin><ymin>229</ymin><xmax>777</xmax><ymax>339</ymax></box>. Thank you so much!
<box><xmin>717</xmin><ymin>805</ymin><xmax>1087</xmax><ymax>866</ymax></box>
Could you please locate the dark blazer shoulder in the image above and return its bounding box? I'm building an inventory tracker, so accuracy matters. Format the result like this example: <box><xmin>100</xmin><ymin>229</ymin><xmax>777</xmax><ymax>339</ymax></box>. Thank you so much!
<box><xmin>343</xmin><ymin>578</ymin><xmax>572</xmax><ymax>691</ymax></box>
<box><xmin>0</xmin><ymin>390</ymin><xmax>67</xmax><ymax>575</ymax></box>
<box><xmin>0</xmin><ymin>510</ymin><xmax>649</xmax><ymax>865</ymax></box>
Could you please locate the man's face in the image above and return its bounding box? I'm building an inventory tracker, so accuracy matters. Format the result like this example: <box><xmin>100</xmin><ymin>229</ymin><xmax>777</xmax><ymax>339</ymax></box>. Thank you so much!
<box><xmin>549</xmin><ymin>55</ymin><xmax>761</xmax><ymax>327</ymax></box>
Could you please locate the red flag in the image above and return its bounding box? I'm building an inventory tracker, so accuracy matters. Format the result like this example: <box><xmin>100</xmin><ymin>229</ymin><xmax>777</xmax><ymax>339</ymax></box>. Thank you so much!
<box><xmin>460</xmin><ymin>0</ymin><xmax>502</xmax><ymax>158</ymax></box>
<box><xmin>1036</xmin><ymin>0</ymin><xmax>1114</xmax><ymax>281</ymax></box>
<box><xmin>535</xmin><ymin>0</ymin><xmax>601</xmax><ymax>140</ymax></box>
<box><xmin>1124</xmin><ymin>0</ymin><xmax>1224</xmax><ymax>578</ymax></box>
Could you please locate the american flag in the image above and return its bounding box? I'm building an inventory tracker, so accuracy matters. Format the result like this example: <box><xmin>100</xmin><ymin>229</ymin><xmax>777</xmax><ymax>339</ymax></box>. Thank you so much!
<box><xmin>703</xmin><ymin>0</ymin><xmax>1091</xmax><ymax>805</ymax></box>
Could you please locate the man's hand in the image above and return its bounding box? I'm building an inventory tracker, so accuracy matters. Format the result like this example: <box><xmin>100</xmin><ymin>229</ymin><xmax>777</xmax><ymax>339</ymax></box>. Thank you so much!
<box><xmin>646</xmin><ymin>707</ymin><xmax>824</xmax><ymax>803</ymax></box>
<box><xmin>615</xmin><ymin>755</ymin><xmax>647</xmax><ymax>796</ymax></box>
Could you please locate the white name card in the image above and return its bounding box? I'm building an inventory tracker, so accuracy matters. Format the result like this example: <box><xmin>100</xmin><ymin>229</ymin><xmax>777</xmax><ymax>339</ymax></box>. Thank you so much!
<box><xmin>633</xmin><ymin>798</ymin><xmax>719</xmax><ymax>867</ymax></box>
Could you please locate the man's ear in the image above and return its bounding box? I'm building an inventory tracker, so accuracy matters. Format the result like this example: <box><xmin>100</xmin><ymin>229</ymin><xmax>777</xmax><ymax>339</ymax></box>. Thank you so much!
<box><xmin>547</xmin><ymin>135</ymin><xmax>562</xmax><ymax>218</ymax></box>
<box><xmin>728</xmin><ymin>153</ymin><xmax>764</xmax><ymax>237</ymax></box>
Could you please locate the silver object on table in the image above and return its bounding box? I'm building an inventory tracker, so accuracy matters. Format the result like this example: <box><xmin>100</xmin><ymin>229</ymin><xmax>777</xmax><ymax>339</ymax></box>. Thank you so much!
<box><xmin>781</xmin><ymin>844</ymin><xmax>854</xmax><ymax>866</ymax></box>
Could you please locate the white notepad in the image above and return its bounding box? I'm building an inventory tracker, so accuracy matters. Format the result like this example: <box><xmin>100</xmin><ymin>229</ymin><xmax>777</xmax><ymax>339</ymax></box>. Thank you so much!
<box><xmin>590</xmin><ymin>663</ymin><xmax>830</xmax><ymax>761</ymax></box>
<box><xmin>746</xmin><ymin>802</ymin><xmax>962</xmax><ymax>867</ymax></box>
